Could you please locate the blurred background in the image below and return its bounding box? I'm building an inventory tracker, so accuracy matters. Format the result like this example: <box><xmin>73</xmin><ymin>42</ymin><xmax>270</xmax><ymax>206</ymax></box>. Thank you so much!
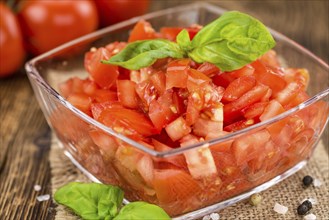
<box><xmin>0</xmin><ymin>0</ymin><xmax>328</xmax><ymax>78</ymax></box>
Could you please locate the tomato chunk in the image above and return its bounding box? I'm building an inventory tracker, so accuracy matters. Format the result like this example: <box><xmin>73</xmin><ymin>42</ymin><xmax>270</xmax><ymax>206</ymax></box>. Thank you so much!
<box><xmin>117</xmin><ymin>80</ymin><xmax>138</xmax><ymax>109</ymax></box>
<box><xmin>128</xmin><ymin>20</ymin><xmax>157</xmax><ymax>42</ymax></box>
<box><xmin>165</xmin><ymin>117</ymin><xmax>191</xmax><ymax>141</ymax></box>
<box><xmin>85</xmin><ymin>47</ymin><xmax>119</xmax><ymax>89</ymax></box>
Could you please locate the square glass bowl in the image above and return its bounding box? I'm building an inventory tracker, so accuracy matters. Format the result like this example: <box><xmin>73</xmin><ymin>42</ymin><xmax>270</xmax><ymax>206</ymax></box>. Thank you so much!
<box><xmin>25</xmin><ymin>2</ymin><xmax>328</xmax><ymax>219</ymax></box>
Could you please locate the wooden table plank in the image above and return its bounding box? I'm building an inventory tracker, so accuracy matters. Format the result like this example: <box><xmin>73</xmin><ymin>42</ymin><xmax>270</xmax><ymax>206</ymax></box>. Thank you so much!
<box><xmin>0</xmin><ymin>1</ymin><xmax>327</xmax><ymax>219</ymax></box>
<box><xmin>0</xmin><ymin>75</ymin><xmax>55</xmax><ymax>219</ymax></box>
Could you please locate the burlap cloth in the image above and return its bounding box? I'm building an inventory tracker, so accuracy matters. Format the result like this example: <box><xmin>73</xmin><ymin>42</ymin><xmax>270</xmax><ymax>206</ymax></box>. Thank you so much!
<box><xmin>50</xmin><ymin>135</ymin><xmax>329</xmax><ymax>220</ymax></box>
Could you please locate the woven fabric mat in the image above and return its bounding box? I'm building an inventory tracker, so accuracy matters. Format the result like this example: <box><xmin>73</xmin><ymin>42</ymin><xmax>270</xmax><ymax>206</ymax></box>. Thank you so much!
<box><xmin>50</xmin><ymin>135</ymin><xmax>329</xmax><ymax>220</ymax></box>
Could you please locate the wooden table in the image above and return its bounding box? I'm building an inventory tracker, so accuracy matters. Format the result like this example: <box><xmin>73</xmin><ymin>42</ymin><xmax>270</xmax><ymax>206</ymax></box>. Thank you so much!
<box><xmin>1</xmin><ymin>1</ymin><xmax>328</xmax><ymax>219</ymax></box>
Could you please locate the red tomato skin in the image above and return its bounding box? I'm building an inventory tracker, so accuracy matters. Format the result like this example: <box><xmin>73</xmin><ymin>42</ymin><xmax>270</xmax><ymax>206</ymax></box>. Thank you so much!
<box><xmin>166</xmin><ymin>59</ymin><xmax>191</xmax><ymax>89</ymax></box>
<box><xmin>160</xmin><ymin>27</ymin><xmax>200</xmax><ymax>41</ymax></box>
<box><xmin>95</xmin><ymin>0</ymin><xmax>150</xmax><ymax>27</ymax></box>
<box><xmin>116</xmin><ymin>80</ymin><xmax>138</xmax><ymax>109</ymax></box>
<box><xmin>223</xmin><ymin>84</ymin><xmax>270</xmax><ymax>124</ymax></box>
<box><xmin>85</xmin><ymin>47</ymin><xmax>119</xmax><ymax>89</ymax></box>
<box><xmin>128</xmin><ymin>20</ymin><xmax>156</xmax><ymax>42</ymax></box>
<box><xmin>97</xmin><ymin>106</ymin><xmax>159</xmax><ymax>138</ymax></box>
<box><xmin>0</xmin><ymin>3</ymin><xmax>25</xmax><ymax>77</ymax></box>
<box><xmin>18</xmin><ymin>0</ymin><xmax>99</xmax><ymax>55</ymax></box>
<box><xmin>222</xmin><ymin>75</ymin><xmax>256</xmax><ymax>103</ymax></box>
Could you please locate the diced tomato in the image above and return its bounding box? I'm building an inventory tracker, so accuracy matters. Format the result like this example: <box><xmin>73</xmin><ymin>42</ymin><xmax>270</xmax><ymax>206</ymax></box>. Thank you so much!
<box><xmin>193</xmin><ymin>118</ymin><xmax>223</xmax><ymax>137</ymax></box>
<box><xmin>150</xmin><ymin>71</ymin><xmax>166</xmax><ymax>95</ymax></box>
<box><xmin>97</xmin><ymin>106</ymin><xmax>159</xmax><ymax>139</ymax></box>
<box><xmin>259</xmin><ymin>50</ymin><xmax>281</xmax><ymax>68</ymax></box>
<box><xmin>242</xmin><ymin>102</ymin><xmax>268</xmax><ymax>119</ymax></box>
<box><xmin>152</xmin><ymin>169</ymin><xmax>202</xmax><ymax>215</ymax></box>
<box><xmin>91</xmin><ymin>101</ymin><xmax>122</xmax><ymax>119</ymax></box>
<box><xmin>136</xmin><ymin>154</ymin><xmax>154</xmax><ymax>185</ymax></box>
<box><xmin>259</xmin><ymin>100</ymin><xmax>287</xmax><ymax>137</ymax></box>
<box><xmin>210</xmin><ymin>151</ymin><xmax>242</xmax><ymax>184</ymax></box>
<box><xmin>274</xmin><ymin>82</ymin><xmax>302</xmax><ymax>106</ymax></box>
<box><xmin>172</xmin><ymin>89</ymin><xmax>186</xmax><ymax>115</ymax></box>
<box><xmin>130</xmin><ymin>69</ymin><xmax>150</xmax><ymax>83</ymax></box>
<box><xmin>284</xmin><ymin>68</ymin><xmax>310</xmax><ymax>90</ymax></box>
<box><xmin>259</xmin><ymin>100</ymin><xmax>285</xmax><ymax>121</ymax></box>
<box><xmin>180</xmin><ymin>134</ymin><xmax>219</xmax><ymax>179</ymax></box>
<box><xmin>223</xmin><ymin>84</ymin><xmax>270</xmax><ymax>124</ymax></box>
<box><xmin>128</xmin><ymin>20</ymin><xmax>157</xmax><ymax>42</ymax></box>
<box><xmin>89</xmin><ymin>129</ymin><xmax>118</xmax><ymax>159</ymax></box>
<box><xmin>152</xmin><ymin>139</ymin><xmax>188</xmax><ymax>171</ymax></box>
<box><xmin>185</xmin><ymin>92</ymin><xmax>203</xmax><ymax>126</ymax></box>
<box><xmin>212</xmin><ymin>71</ymin><xmax>237</xmax><ymax>88</ymax></box>
<box><xmin>160</xmin><ymin>26</ymin><xmax>200</xmax><ymax>41</ymax></box>
<box><xmin>232</xmin><ymin>129</ymin><xmax>271</xmax><ymax>166</ymax></box>
<box><xmin>205</xmin><ymin>131</ymin><xmax>233</xmax><ymax>153</ymax></box>
<box><xmin>67</xmin><ymin>93</ymin><xmax>92</xmax><ymax>115</ymax></box>
<box><xmin>222</xmin><ymin>75</ymin><xmax>256</xmax><ymax>102</ymax></box>
<box><xmin>85</xmin><ymin>47</ymin><xmax>119</xmax><ymax>89</ymax></box>
<box><xmin>135</xmin><ymin>80</ymin><xmax>158</xmax><ymax>110</ymax></box>
<box><xmin>93</xmin><ymin>89</ymin><xmax>117</xmax><ymax>103</ymax></box>
<box><xmin>148</xmin><ymin>90</ymin><xmax>178</xmax><ymax>131</ymax></box>
<box><xmin>82</xmin><ymin>79</ymin><xmax>99</xmax><ymax>95</ymax></box>
<box><xmin>117</xmin><ymin>80</ymin><xmax>138</xmax><ymax>109</ymax></box>
<box><xmin>224</xmin><ymin>118</ymin><xmax>255</xmax><ymax>132</ymax></box>
<box><xmin>105</xmin><ymin>41</ymin><xmax>127</xmax><ymax>56</ymax></box>
<box><xmin>186</xmin><ymin>68</ymin><xmax>211</xmax><ymax>92</ymax></box>
<box><xmin>228</xmin><ymin>64</ymin><xmax>255</xmax><ymax>78</ymax></box>
<box><xmin>197</xmin><ymin>62</ymin><xmax>220</xmax><ymax>77</ymax></box>
<box><xmin>165</xmin><ymin>116</ymin><xmax>191</xmax><ymax>141</ymax></box>
<box><xmin>251</xmin><ymin>60</ymin><xmax>286</xmax><ymax>95</ymax></box>
<box><xmin>166</xmin><ymin>59</ymin><xmax>190</xmax><ymax>89</ymax></box>
<box><xmin>285</xmin><ymin>91</ymin><xmax>309</xmax><ymax>109</ymax></box>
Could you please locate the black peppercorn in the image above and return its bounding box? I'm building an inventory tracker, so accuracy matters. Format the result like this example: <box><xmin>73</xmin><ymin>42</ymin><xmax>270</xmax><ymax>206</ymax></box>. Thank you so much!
<box><xmin>297</xmin><ymin>200</ymin><xmax>313</xmax><ymax>215</ymax></box>
<box><xmin>302</xmin><ymin>200</ymin><xmax>312</xmax><ymax>210</ymax></box>
<box><xmin>302</xmin><ymin>175</ymin><xmax>313</xmax><ymax>187</ymax></box>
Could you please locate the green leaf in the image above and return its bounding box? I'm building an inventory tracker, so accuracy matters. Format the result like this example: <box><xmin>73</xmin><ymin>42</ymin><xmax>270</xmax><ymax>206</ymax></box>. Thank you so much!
<box><xmin>113</xmin><ymin>201</ymin><xmax>171</xmax><ymax>220</ymax></box>
<box><xmin>176</xmin><ymin>29</ymin><xmax>191</xmax><ymax>52</ymax></box>
<box><xmin>54</xmin><ymin>182</ymin><xmax>124</xmax><ymax>220</ymax></box>
<box><xmin>189</xmin><ymin>11</ymin><xmax>275</xmax><ymax>71</ymax></box>
<box><xmin>102</xmin><ymin>39</ymin><xmax>184</xmax><ymax>70</ymax></box>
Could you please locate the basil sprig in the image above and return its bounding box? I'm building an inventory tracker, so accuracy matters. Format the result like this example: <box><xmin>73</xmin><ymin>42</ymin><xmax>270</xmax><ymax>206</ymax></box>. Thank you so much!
<box><xmin>54</xmin><ymin>182</ymin><xmax>170</xmax><ymax>220</ymax></box>
<box><xmin>102</xmin><ymin>11</ymin><xmax>275</xmax><ymax>72</ymax></box>
<box><xmin>114</xmin><ymin>201</ymin><xmax>170</xmax><ymax>220</ymax></box>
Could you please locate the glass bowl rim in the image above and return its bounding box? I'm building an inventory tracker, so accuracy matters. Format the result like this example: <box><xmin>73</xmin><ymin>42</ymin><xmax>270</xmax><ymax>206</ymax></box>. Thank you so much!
<box><xmin>25</xmin><ymin>2</ymin><xmax>329</xmax><ymax>158</ymax></box>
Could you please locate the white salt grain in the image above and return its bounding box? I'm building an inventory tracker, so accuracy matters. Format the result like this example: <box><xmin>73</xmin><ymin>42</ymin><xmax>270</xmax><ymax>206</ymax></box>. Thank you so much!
<box><xmin>273</xmin><ymin>203</ymin><xmax>288</xmax><ymax>214</ymax></box>
<box><xmin>34</xmin><ymin>185</ymin><xmax>41</xmax><ymax>191</ymax></box>
<box><xmin>36</xmin><ymin>194</ymin><xmax>50</xmax><ymax>202</ymax></box>
<box><xmin>210</xmin><ymin>213</ymin><xmax>220</xmax><ymax>220</ymax></box>
<box><xmin>202</xmin><ymin>215</ymin><xmax>211</xmax><ymax>220</ymax></box>
<box><xmin>313</xmin><ymin>178</ymin><xmax>322</xmax><ymax>187</ymax></box>
<box><xmin>304</xmin><ymin>213</ymin><xmax>316</xmax><ymax>220</ymax></box>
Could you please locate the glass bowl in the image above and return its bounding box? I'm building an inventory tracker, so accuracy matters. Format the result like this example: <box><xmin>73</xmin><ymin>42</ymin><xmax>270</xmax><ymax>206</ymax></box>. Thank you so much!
<box><xmin>25</xmin><ymin>2</ymin><xmax>328</xmax><ymax>219</ymax></box>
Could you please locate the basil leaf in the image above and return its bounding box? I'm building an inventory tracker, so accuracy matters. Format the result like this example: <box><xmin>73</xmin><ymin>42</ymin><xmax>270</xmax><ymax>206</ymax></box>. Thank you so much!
<box><xmin>189</xmin><ymin>11</ymin><xmax>275</xmax><ymax>71</ymax></box>
<box><xmin>54</xmin><ymin>182</ymin><xmax>124</xmax><ymax>220</ymax></box>
<box><xmin>113</xmin><ymin>201</ymin><xmax>170</xmax><ymax>220</ymax></box>
<box><xmin>176</xmin><ymin>29</ymin><xmax>191</xmax><ymax>52</ymax></box>
<box><xmin>102</xmin><ymin>39</ymin><xmax>184</xmax><ymax>70</ymax></box>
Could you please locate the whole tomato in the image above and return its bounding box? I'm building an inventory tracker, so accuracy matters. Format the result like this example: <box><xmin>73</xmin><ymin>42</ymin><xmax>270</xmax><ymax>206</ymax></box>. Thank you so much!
<box><xmin>17</xmin><ymin>0</ymin><xmax>99</xmax><ymax>56</ymax></box>
<box><xmin>0</xmin><ymin>3</ymin><xmax>25</xmax><ymax>78</ymax></box>
<box><xmin>95</xmin><ymin>0</ymin><xmax>150</xmax><ymax>27</ymax></box>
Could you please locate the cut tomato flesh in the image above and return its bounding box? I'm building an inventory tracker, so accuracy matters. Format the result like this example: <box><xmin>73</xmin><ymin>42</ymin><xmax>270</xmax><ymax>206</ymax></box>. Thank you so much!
<box><xmin>116</xmin><ymin>80</ymin><xmax>138</xmax><ymax>109</ymax></box>
<box><xmin>128</xmin><ymin>20</ymin><xmax>157</xmax><ymax>42</ymax></box>
<box><xmin>165</xmin><ymin>117</ymin><xmax>191</xmax><ymax>142</ymax></box>
<box><xmin>180</xmin><ymin>135</ymin><xmax>218</xmax><ymax>179</ymax></box>
<box><xmin>85</xmin><ymin>47</ymin><xmax>119</xmax><ymax>89</ymax></box>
